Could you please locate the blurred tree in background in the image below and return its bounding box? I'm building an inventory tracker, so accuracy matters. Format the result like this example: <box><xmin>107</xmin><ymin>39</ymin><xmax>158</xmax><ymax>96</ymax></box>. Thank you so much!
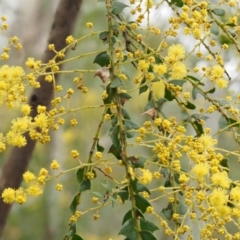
<box><xmin>0</xmin><ymin>0</ymin><xmax>240</xmax><ymax>240</ymax></box>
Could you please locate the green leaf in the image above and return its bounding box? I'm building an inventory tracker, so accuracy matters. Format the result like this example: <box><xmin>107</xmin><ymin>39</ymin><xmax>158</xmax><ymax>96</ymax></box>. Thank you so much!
<box><xmin>119</xmin><ymin>219</ymin><xmax>138</xmax><ymax>240</ymax></box>
<box><xmin>164</xmin><ymin>87</ymin><xmax>174</xmax><ymax>101</ymax></box>
<box><xmin>184</xmin><ymin>101</ymin><xmax>196</xmax><ymax>110</ymax></box>
<box><xmin>219</xmin><ymin>116</ymin><xmax>240</xmax><ymax>130</ymax></box>
<box><xmin>161</xmin><ymin>203</ymin><xmax>173</xmax><ymax>221</ymax></box>
<box><xmin>193</xmin><ymin>120</ymin><xmax>204</xmax><ymax>136</ymax></box>
<box><xmin>122</xmin><ymin>210</ymin><xmax>132</xmax><ymax>225</ymax></box>
<box><xmin>122</xmin><ymin>108</ymin><xmax>131</xmax><ymax>120</ymax></box>
<box><xmin>181</xmin><ymin>110</ymin><xmax>189</xmax><ymax>121</ymax></box>
<box><xmin>191</xmin><ymin>114</ymin><xmax>209</xmax><ymax>121</ymax></box>
<box><xmin>170</xmin><ymin>0</ymin><xmax>183</xmax><ymax>7</ymax></box>
<box><xmin>79</xmin><ymin>179</ymin><xmax>91</xmax><ymax>192</ymax></box>
<box><xmin>97</xmin><ymin>141</ymin><xmax>104</xmax><ymax>152</ymax></box>
<box><xmin>140</xmin><ymin>219</ymin><xmax>159</xmax><ymax>233</ymax></box>
<box><xmin>108</xmin><ymin>144</ymin><xmax>122</xmax><ymax>159</ymax></box>
<box><xmin>70</xmin><ymin>193</ymin><xmax>81</xmax><ymax>214</ymax></box>
<box><xmin>100</xmin><ymin>180</ymin><xmax>112</xmax><ymax>192</ymax></box>
<box><xmin>93</xmin><ymin>51</ymin><xmax>110</xmax><ymax>67</ymax></box>
<box><xmin>68</xmin><ymin>223</ymin><xmax>76</xmax><ymax>237</ymax></box>
<box><xmin>117</xmin><ymin>190</ymin><xmax>129</xmax><ymax>203</ymax></box>
<box><xmin>108</xmin><ymin>124</ymin><xmax>120</xmax><ymax>146</ymax></box>
<box><xmin>207</xmin><ymin>87</ymin><xmax>215</xmax><ymax>94</ymax></box>
<box><xmin>164</xmin><ymin>180</ymin><xmax>172</xmax><ymax>187</ymax></box>
<box><xmin>122</xmin><ymin>208</ymin><xmax>144</xmax><ymax>225</ymax></box>
<box><xmin>131</xmin><ymin>179</ymin><xmax>151</xmax><ymax>195</ymax></box>
<box><xmin>169</xmin><ymin>79</ymin><xmax>185</xmax><ymax>87</ymax></box>
<box><xmin>135</xmin><ymin>194</ymin><xmax>151</xmax><ymax>213</ymax></box>
<box><xmin>110</xmin><ymin>77</ymin><xmax>123</xmax><ymax>88</ymax></box>
<box><xmin>129</xmin><ymin>156</ymin><xmax>147</xmax><ymax>168</ymax></box>
<box><xmin>125</xmin><ymin>119</ymin><xmax>139</xmax><ymax>138</ymax></box>
<box><xmin>90</xmin><ymin>191</ymin><xmax>104</xmax><ymax>198</ymax></box>
<box><xmin>192</xmin><ymin>87</ymin><xmax>204</xmax><ymax>100</ymax></box>
<box><xmin>211</xmin><ymin>22</ymin><xmax>219</xmax><ymax>35</ymax></box>
<box><xmin>174</xmin><ymin>173</ymin><xmax>180</xmax><ymax>184</ymax></box>
<box><xmin>154</xmin><ymin>55</ymin><xmax>163</xmax><ymax>64</ymax></box>
<box><xmin>140</xmin><ymin>231</ymin><xmax>157</xmax><ymax>240</ymax></box>
<box><xmin>76</xmin><ymin>167</ymin><xmax>85</xmax><ymax>183</ymax></box>
<box><xmin>119</xmin><ymin>93</ymin><xmax>132</xmax><ymax>106</ymax></box>
<box><xmin>72</xmin><ymin>234</ymin><xmax>84</xmax><ymax>240</ymax></box>
<box><xmin>144</xmin><ymin>100</ymin><xmax>154</xmax><ymax>111</ymax></box>
<box><xmin>99</xmin><ymin>31</ymin><xmax>109</xmax><ymax>43</ymax></box>
<box><xmin>160</xmin><ymin>168</ymin><xmax>170</xmax><ymax>178</ymax></box>
<box><xmin>220</xmin><ymin>158</ymin><xmax>229</xmax><ymax>172</ymax></box>
<box><xmin>156</xmin><ymin>98</ymin><xmax>167</xmax><ymax>112</ymax></box>
<box><xmin>187</xmin><ymin>75</ymin><xmax>204</xmax><ymax>86</ymax></box>
<box><xmin>139</xmin><ymin>78</ymin><xmax>148</xmax><ymax>94</ymax></box>
<box><xmin>112</xmin><ymin>2</ymin><xmax>129</xmax><ymax>15</ymax></box>
<box><xmin>211</xmin><ymin>8</ymin><xmax>225</xmax><ymax>16</ymax></box>
<box><xmin>178</xmin><ymin>201</ymin><xmax>187</xmax><ymax>215</ymax></box>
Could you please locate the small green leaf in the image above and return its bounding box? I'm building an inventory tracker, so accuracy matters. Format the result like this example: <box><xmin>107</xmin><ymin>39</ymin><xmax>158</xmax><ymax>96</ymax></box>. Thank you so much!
<box><xmin>140</xmin><ymin>231</ymin><xmax>157</xmax><ymax>240</ymax></box>
<box><xmin>207</xmin><ymin>87</ymin><xmax>215</xmax><ymax>94</ymax></box>
<box><xmin>192</xmin><ymin>87</ymin><xmax>204</xmax><ymax>100</ymax></box>
<box><xmin>135</xmin><ymin>194</ymin><xmax>151</xmax><ymax>213</ymax></box>
<box><xmin>119</xmin><ymin>219</ymin><xmax>138</xmax><ymax>240</ymax></box>
<box><xmin>68</xmin><ymin>223</ymin><xmax>76</xmax><ymax>237</ymax></box>
<box><xmin>90</xmin><ymin>191</ymin><xmax>104</xmax><ymax>198</ymax></box>
<box><xmin>99</xmin><ymin>31</ymin><xmax>109</xmax><ymax>42</ymax></box>
<box><xmin>211</xmin><ymin>8</ymin><xmax>225</xmax><ymax>16</ymax></box>
<box><xmin>170</xmin><ymin>0</ymin><xmax>183</xmax><ymax>7</ymax></box>
<box><xmin>108</xmin><ymin>144</ymin><xmax>122</xmax><ymax>159</ymax></box>
<box><xmin>112</xmin><ymin>2</ymin><xmax>129</xmax><ymax>15</ymax></box>
<box><xmin>108</xmin><ymin>124</ymin><xmax>120</xmax><ymax>146</ymax></box>
<box><xmin>122</xmin><ymin>208</ymin><xmax>144</xmax><ymax>225</ymax></box>
<box><xmin>72</xmin><ymin>234</ymin><xmax>84</xmax><ymax>240</ymax></box>
<box><xmin>184</xmin><ymin>101</ymin><xmax>196</xmax><ymax>110</ymax></box>
<box><xmin>79</xmin><ymin>179</ymin><xmax>91</xmax><ymax>192</ymax></box>
<box><xmin>169</xmin><ymin>80</ymin><xmax>185</xmax><ymax>87</ymax></box>
<box><xmin>193</xmin><ymin>120</ymin><xmax>204</xmax><ymax>136</ymax></box>
<box><xmin>140</xmin><ymin>219</ymin><xmax>159</xmax><ymax>233</ymax></box>
<box><xmin>187</xmin><ymin>75</ymin><xmax>205</xmax><ymax>86</ymax></box>
<box><xmin>76</xmin><ymin>167</ymin><xmax>85</xmax><ymax>183</ymax></box>
<box><xmin>124</xmin><ymin>119</ymin><xmax>139</xmax><ymax>138</ymax></box>
<box><xmin>160</xmin><ymin>168</ymin><xmax>170</xmax><ymax>178</ymax></box>
<box><xmin>211</xmin><ymin>22</ymin><xmax>219</xmax><ymax>35</ymax></box>
<box><xmin>164</xmin><ymin>180</ymin><xmax>172</xmax><ymax>187</ymax></box>
<box><xmin>122</xmin><ymin>108</ymin><xmax>131</xmax><ymax>120</ymax></box>
<box><xmin>100</xmin><ymin>180</ymin><xmax>112</xmax><ymax>192</ymax></box>
<box><xmin>178</xmin><ymin>201</ymin><xmax>187</xmax><ymax>215</ymax></box>
<box><xmin>139</xmin><ymin>78</ymin><xmax>148</xmax><ymax>94</ymax></box>
<box><xmin>164</xmin><ymin>87</ymin><xmax>174</xmax><ymax>101</ymax></box>
<box><xmin>174</xmin><ymin>173</ymin><xmax>180</xmax><ymax>184</ymax></box>
<box><xmin>161</xmin><ymin>203</ymin><xmax>173</xmax><ymax>221</ymax></box>
<box><xmin>93</xmin><ymin>51</ymin><xmax>110</xmax><ymax>67</ymax></box>
<box><xmin>144</xmin><ymin>100</ymin><xmax>154</xmax><ymax>111</ymax></box>
<box><xmin>131</xmin><ymin>179</ymin><xmax>151</xmax><ymax>195</ymax></box>
<box><xmin>181</xmin><ymin>110</ymin><xmax>189</xmax><ymax>121</ymax></box>
<box><xmin>97</xmin><ymin>141</ymin><xmax>104</xmax><ymax>152</ymax></box>
<box><xmin>70</xmin><ymin>193</ymin><xmax>81</xmax><ymax>214</ymax></box>
<box><xmin>117</xmin><ymin>190</ymin><xmax>129</xmax><ymax>203</ymax></box>
<box><xmin>218</xmin><ymin>116</ymin><xmax>239</xmax><ymax>130</ymax></box>
<box><xmin>129</xmin><ymin>156</ymin><xmax>147</xmax><ymax>168</ymax></box>
<box><xmin>156</xmin><ymin>98</ymin><xmax>167</xmax><ymax>112</ymax></box>
<box><xmin>110</xmin><ymin>77</ymin><xmax>123</xmax><ymax>88</ymax></box>
<box><xmin>220</xmin><ymin>158</ymin><xmax>229</xmax><ymax>172</ymax></box>
<box><xmin>192</xmin><ymin>114</ymin><xmax>209</xmax><ymax>121</ymax></box>
<box><xmin>154</xmin><ymin>55</ymin><xmax>163</xmax><ymax>64</ymax></box>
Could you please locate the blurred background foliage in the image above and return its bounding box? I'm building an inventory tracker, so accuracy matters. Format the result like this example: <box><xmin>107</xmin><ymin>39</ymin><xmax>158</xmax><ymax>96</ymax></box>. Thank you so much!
<box><xmin>0</xmin><ymin>0</ymin><xmax>239</xmax><ymax>239</ymax></box>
